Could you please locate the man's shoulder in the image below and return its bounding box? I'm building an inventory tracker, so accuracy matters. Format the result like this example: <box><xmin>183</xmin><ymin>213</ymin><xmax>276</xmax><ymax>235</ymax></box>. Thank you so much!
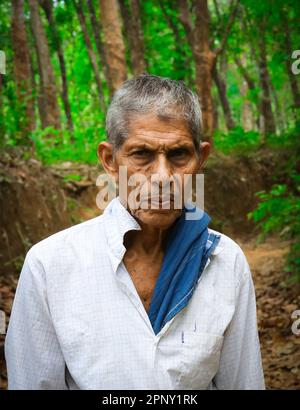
<box><xmin>27</xmin><ymin>214</ymin><xmax>106</xmax><ymax>262</ymax></box>
<box><xmin>208</xmin><ymin>227</ymin><xmax>244</xmax><ymax>254</ymax></box>
<box><xmin>207</xmin><ymin>228</ymin><xmax>252</xmax><ymax>284</ymax></box>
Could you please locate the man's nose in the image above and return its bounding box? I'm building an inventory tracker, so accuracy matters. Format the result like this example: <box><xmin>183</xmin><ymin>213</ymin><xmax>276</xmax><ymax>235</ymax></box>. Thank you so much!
<box><xmin>152</xmin><ymin>153</ymin><xmax>172</xmax><ymax>176</ymax></box>
<box><xmin>151</xmin><ymin>154</ymin><xmax>173</xmax><ymax>191</ymax></box>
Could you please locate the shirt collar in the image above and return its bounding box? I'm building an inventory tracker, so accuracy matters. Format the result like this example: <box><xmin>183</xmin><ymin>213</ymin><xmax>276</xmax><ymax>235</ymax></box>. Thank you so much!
<box><xmin>102</xmin><ymin>196</ymin><xmax>224</xmax><ymax>272</ymax></box>
<box><xmin>103</xmin><ymin>196</ymin><xmax>141</xmax><ymax>272</ymax></box>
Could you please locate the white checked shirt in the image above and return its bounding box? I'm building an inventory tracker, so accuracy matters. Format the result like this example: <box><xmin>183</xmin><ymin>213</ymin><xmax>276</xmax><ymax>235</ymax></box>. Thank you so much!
<box><xmin>5</xmin><ymin>196</ymin><xmax>265</xmax><ymax>390</ymax></box>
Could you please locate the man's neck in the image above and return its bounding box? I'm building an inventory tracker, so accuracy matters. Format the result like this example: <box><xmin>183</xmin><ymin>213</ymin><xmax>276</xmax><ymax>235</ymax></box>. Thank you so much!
<box><xmin>124</xmin><ymin>223</ymin><xmax>169</xmax><ymax>257</ymax></box>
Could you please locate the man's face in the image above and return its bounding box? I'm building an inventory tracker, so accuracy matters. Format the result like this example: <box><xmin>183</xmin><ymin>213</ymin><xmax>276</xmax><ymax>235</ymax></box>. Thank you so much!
<box><xmin>98</xmin><ymin>113</ymin><xmax>209</xmax><ymax>230</ymax></box>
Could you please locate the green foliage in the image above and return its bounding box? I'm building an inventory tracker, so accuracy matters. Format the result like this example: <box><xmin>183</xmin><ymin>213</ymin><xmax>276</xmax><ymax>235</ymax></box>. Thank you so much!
<box><xmin>248</xmin><ymin>124</ymin><xmax>300</xmax><ymax>283</ymax></box>
<box><xmin>141</xmin><ymin>0</ymin><xmax>193</xmax><ymax>83</ymax></box>
<box><xmin>214</xmin><ymin>126</ymin><xmax>261</xmax><ymax>153</ymax></box>
<box><xmin>266</xmin><ymin>121</ymin><xmax>300</xmax><ymax>148</ymax></box>
<box><xmin>1</xmin><ymin>0</ymin><xmax>299</xmax><ymax>162</ymax></box>
<box><xmin>248</xmin><ymin>177</ymin><xmax>300</xmax><ymax>283</ymax></box>
<box><xmin>214</xmin><ymin>122</ymin><xmax>300</xmax><ymax>154</ymax></box>
<box><xmin>63</xmin><ymin>173</ymin><xmax>82</xmax><ymax>182</ymax></box>
<box><xmin>30</xmin><ymin>125</ymin><xmax>105</xmax><ymax>165</ymax></box>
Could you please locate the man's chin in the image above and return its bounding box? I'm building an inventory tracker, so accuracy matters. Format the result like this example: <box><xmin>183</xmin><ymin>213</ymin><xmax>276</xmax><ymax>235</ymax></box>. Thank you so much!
<box><xmin>132</xmin><ymin>207</ymin><xmax>182</xmax><ymax>229</ymax></box>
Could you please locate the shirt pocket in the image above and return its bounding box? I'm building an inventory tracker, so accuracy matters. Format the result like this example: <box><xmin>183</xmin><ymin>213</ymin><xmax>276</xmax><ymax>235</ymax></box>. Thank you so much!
<box><xmin>177</xmin><ymin>331</ymin><xmax>224</xmax><ymax>389</ymax></box>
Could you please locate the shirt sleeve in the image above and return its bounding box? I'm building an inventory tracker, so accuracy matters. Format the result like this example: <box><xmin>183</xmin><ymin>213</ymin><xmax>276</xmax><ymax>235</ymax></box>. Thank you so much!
<box><xmin>213</xmin><ymin>250</ymin><xmax>265</xmax><ymax>390</ymax></box>
<box><xmin>4</xmin><ymin>249</ymin><xmax>68</xmax><ymax>390</ymax></box>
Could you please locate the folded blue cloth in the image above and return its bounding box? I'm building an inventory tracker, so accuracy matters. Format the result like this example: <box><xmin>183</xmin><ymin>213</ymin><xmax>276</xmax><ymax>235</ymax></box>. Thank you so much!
<box><xmin>148</xmin><ymin>205</ymin><xmax>221</xmax><ymax>335</ymax></box>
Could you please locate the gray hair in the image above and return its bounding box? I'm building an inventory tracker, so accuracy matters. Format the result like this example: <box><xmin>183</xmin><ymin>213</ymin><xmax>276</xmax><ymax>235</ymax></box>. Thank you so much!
<box><xmin>105</xmin><ymin>73</ymin><xmax>202</xmax><ymax>151</ymax></box>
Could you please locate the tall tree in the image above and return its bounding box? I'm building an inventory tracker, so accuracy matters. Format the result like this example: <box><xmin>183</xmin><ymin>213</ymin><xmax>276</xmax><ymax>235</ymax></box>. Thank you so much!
<box><xmin>73</xmin><ymin>0</ymin><xmax>105</xmax><ymax>111</ymax></box>
<box><xmin>280</xmin><ymin>8</ymin><xmax>300</xmax><ymax>110</ymax></box>
<box><xmin>119</xmin><ymin>0</ymin><xmax>146</xmax><ymax>75</ymax></box>
<box><xmin>240</xmin><ymin>77</ymin><xmax>255</xmax><ymax>131</ymax></box>
<box><xmin>12</xmin><ymin>0</ymin><xmax>35</xmax><ymax>141</ymax></box>
<box><xmin>234</xmin><ymin>57</ymin><xmax>256</xmax><ymax>91</ymax></box>
<box><xmin>39</xmin><ymin>0</ymin><xmax>74</xmax><ymax>137</ymax></box>
<box><xmin>235</xmin><ymin>54</ymin><xmax>257</xmax><ymax>130</ymax></box>
<box><xmin>212</xmin><ymin>63</ymin><xmax>235</xmax><ymax>130</ymax></box>
<box><xmin>178</xmin><ymin>0</ymin><xmax>239</xmax><ymax>141</ymax></box>
<box><xmin>0</xmin><ymin>74</ymin><xmax>5</xmax><ymax>144</ymax></box>
<box><xmin>234</xmin><ymin>56</ymin><xmax>260</xmax><ymax>129</ymax></box>
<box><xmin>28</xmin><ymin>0</ymin><xmax>61</xmax><ymax>130</ymax></box>
<box><xmin>257</xmin><ymin>21</ymin><xmax>276</xmax><ymax>136</ymax></box>
<box><xmin>241</xmin><ymin>9</ymin><xmax>276</xmax><ymax>137</ymax></box>
<box><xmin>158</xmin><ymin>0</ymin><xmax>193</xmax><ymax>85</ymax></box>
<box><xmin>211</xmin><ymin>2</ymin><xmax>235</xmax><ymax>130</ymax></box>
<box><xmin>99</xmin><ymin>0</ymin><xmax>127</xmax><ymax>96</ymax></box>
<box><xmin>86</xmin><ymin>0</ymin><xmax>110</xmax><ymax>87</ymax></box>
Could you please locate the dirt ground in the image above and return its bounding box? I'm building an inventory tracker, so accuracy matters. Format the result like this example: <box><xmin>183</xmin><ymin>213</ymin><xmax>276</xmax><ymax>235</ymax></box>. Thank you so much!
<box><xmin>1</xmin><ymin>234</ymin><xmax>299</xmax><ymax>390</ymax></box>
<box><xmin>238</xmin><ymin>236</ymin><xmax>300</xmax><ymax>389</ymax></box>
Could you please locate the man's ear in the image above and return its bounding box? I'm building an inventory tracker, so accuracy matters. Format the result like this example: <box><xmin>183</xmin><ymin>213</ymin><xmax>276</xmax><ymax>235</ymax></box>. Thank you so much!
<box><xmin>97</xmin><ymin>142</ymin><xmax>119</xmax><ymax>178</ymax></box>
<box><xmin>198</xmin><ymin>141</ymin><xmax>210</xmax><ymax>170</ymax></box>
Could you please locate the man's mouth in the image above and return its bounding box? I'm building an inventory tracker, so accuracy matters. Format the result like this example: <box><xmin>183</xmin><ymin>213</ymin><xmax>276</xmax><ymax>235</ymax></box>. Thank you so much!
<box><xmin>140</xmin><ymin>195</ymin><xmax>175</xmax><ymax>207</ymax></box>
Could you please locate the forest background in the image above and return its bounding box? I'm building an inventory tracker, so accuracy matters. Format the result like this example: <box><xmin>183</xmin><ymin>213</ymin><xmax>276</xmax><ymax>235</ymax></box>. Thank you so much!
<box><xmin>0</xmin><ymin>0</ymin><xmax>299</xmax><ymax>389</ymax></box>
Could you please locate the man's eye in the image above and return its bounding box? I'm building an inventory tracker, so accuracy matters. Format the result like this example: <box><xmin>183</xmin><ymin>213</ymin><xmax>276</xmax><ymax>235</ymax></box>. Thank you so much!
<box><xmin>132</xmin><ymin>150</ymin><xmax>151</xmax><ymax>157</ymax></box>
<box><xmin>169</xmin><ymin>149</ymin><xmax>189</xmax><ymax>158</ymax></box>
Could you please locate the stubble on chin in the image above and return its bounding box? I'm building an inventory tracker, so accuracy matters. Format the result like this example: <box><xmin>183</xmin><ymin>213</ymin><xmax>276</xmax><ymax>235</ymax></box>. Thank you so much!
<box><xmin>131</xmin><ymin>207</ymin><xmax>182</xmax><ymax>229</ymax></box>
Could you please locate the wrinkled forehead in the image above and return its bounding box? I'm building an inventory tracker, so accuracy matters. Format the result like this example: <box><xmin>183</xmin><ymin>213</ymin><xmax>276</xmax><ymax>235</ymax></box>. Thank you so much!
<box><xmin>123</xmin><ymin>113</ymin><xmax>195</xmax><ymax>150</ymax></box>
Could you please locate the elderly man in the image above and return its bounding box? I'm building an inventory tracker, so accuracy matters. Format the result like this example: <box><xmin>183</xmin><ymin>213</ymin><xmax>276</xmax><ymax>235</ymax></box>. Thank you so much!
<box><xmin>5</xmin><ymin>74</ymin><xmax>265</xmax><ymax>390</ymax></box>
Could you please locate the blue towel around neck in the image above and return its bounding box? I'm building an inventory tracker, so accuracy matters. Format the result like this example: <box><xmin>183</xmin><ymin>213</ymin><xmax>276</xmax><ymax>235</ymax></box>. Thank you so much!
<box><xmin>147</xmin><ymin>205</ymin><xmax>221</xmax><ymax>335</ymax></box>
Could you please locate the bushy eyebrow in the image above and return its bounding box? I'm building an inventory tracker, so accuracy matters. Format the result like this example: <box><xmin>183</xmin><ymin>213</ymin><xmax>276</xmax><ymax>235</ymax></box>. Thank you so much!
<box><xmin>127</xmin><ymin>143</ymin><xmax>194</xmax><ymax>152</ymax></box>
<box><xmin>128</xmin><ymin>144</ymin><xmax>154</xmax><ymax>151</ymax></box>
<box><xmin>168</xmin><ymin>144</ymin><xmax>194</xmax><ymax>151</ymax></box>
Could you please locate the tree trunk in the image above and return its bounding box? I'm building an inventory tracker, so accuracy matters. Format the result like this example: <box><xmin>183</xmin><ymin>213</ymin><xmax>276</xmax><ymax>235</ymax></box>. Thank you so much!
<box><xmin>212</xmin><ymin>62</ymin><xmax>235</xmax><ymax>130</ymax></box>
<box><xmin>242</xmin><ymin>14</ymin><xmax>276</xmax><ymax>137</ymax></box>
<box><xmin>234</xmin><ymin>57</ymin><xmax>255</xmax><ymax>91</ymax></box>
<box><xmin>12</xmin><ymin>0</ymin><xmax>35</xmax><ymax>141</ymax></box>
<box><xmin>159</xmin><ymin>0</ymin><xmax>192</xmax><ymax>86</ymax></box>
<box><xmin>270</xmin><ymin>81</ymin><xmax>285</xmax><ymax>133</ymax></box>
<box><xmin>234</xmin><ymin>56</ymin><xmax>259</xmax><ymax>130</ymax></box>
<box><xmin>119</xmin><ymin>0</ymin><xmax>146</xmax><ymax>75</ymax></box>
<box><xmin>212</xmin><ymin>95</ymin><xmax>219</xmax><ymax>131</ymax></box>
<box><xmin>28</xmin><ymin>20</ymin><xmax>47</xmax><ymax>131</ymax></box>
<box><xmin>28</xmin><ymin>1</ymin><xmax>56</xmax><ymax>130</ymax></box>
<box><xmin>179</xmin><ymin>0</ymin><xmax>239</xmax><ymax>140</ymax></box>
<box><xmin>73</xmin><ymin>0</ymin><xmax>105</xmax><ymax>111</ymax></box>
<box><xmin>193</xmin><ymin>0</ymin><xmax>216</xmax><ymax>141</ymax></box>
<box><xmin>28</xmin><ymin>0</ymin><xmax>61</xmax><ymax>130</ymax></box>
<box><xmin>281</xmin><ymin>9</ymin><xmax>300</xmax><ymax>110</ymax></box>
<box><xmin>28</xmin><ymin>39</ymin><xmax>37</xmax><ymax>119</ymax></box>
<box><xmin>40</xmin><ymin>0</ymin><xmax>74</xmax><ymax>137</ymax></box>
<box><xmin>99</xmin><ymin>0</ymin><xmax>127</xmax><ymax>96</ymax></box>
<box><xmin>257</xmin><ymin>24</ymin><xmax>276</xmax><ymax>137</ymax></box>
<box><xmin>178</xmin><ymin>0</ymin><xmax>215</xmax><ymax>140</ymax></box>
<box><xmin>0</xmin><ymin>74</ymin><xmax>5</xmax><ymax>145</ymax></box>
<box><xmin>240</xmin><ymin>78</ymin><xmax>255</xmax><ymax>131</ymax></box>
<box><xmin>86</xmin><ymin>0</ymin><xmax>110</xmax><ymax>88</ymax></box>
